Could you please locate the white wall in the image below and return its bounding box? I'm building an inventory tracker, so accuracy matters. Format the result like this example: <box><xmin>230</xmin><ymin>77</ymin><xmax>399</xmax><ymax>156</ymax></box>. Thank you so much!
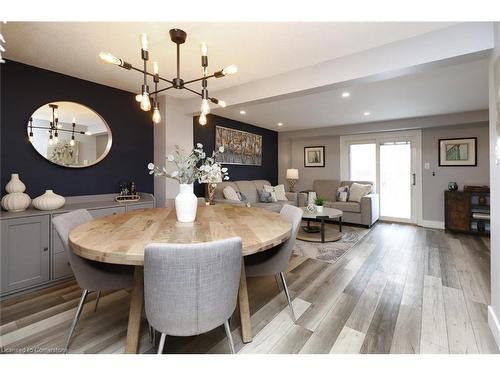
<box><xmin>488</xmin><ymin>22</ymin><xmax>500</xmax><ymax>348</ymax></box>
<box><xmin>154</xmin><ymin>95</ymin><xmax>193</xmax><ymax>207</ymax></box>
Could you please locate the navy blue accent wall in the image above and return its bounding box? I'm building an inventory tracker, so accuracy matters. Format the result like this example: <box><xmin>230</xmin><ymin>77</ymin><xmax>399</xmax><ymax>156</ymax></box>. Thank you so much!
<box><xmin>1</xmin><ymin>60</ymin><xmax>153</xmax><ymax>197</ymax></box>
<box><xmin>193</xmin><ymin>114</ymin><xmax>278</xmax><ymax>197</ymax></box>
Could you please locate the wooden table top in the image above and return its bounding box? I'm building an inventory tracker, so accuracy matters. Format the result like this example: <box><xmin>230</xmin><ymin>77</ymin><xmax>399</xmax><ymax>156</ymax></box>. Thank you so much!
<box><xmin>69</xmin><ymin>205</ymin><xmax>292</xmax><ymax>266</ymax></box>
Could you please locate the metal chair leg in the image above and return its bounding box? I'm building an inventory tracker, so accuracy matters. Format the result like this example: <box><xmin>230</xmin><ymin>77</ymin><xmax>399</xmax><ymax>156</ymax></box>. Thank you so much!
<box><xmin>157</xmin><ymin>332</ymin><xmax>166</xmax><ymax>354</ymax></box>
<box><xmin>94</xmin><ymin>290</ymin><xmax>101</xmax><ymax>312</ymax></box>
<box><xmin>65</xmin><ymin>289</ymin><xmax>89</xmax><ymax>352</ymax></box>
<box><xmin>279</xmin><ymin>272</ymin><xmax>296</xmax><ymax>323</ymax></box>
<box><xmin>224</xmin><ymin>319</ymin><xmax>235</xmax><ymax>354</ymax></box>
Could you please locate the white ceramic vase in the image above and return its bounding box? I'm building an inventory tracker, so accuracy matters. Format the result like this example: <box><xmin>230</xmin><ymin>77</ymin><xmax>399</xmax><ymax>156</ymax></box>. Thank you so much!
<box><xmin>316</xmin><ymin>205</ymin><xmax>324</xmax><ymax>213</ymax></box>
<box><xmin>175</xmin><ymin>183</ymin><xmax>198</xmax><ymax>223</ymax></box>
<box><xmin>5</xmin><ymin>173</ymin><xmax>26</xmax><ymax>193</ymax></box>
<box><xmin>1</xmin><ymin>192</ymin><xmax>31</xmax><ymax>212</ymax></box>
<box><xmin>1</xmin><ymin>173</ymin><xmax>31</xmax><ymax>212</ymax></box>
<box><xmin>32</xmin><ymin>190</ymin><xmax>65</xmax><ymax>211</ymax></box>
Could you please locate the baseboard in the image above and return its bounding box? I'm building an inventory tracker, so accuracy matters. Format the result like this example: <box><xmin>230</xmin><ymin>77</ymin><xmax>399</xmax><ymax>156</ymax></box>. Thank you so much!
<box><xmin>488</xmin><ymin>306</ymin><xmax>500</xmax><ymax>350</ymax></box>
<box><xmin>420</xmin><ymin>220</ymin><xmax>445</xmax><ymax>229</ymax></box>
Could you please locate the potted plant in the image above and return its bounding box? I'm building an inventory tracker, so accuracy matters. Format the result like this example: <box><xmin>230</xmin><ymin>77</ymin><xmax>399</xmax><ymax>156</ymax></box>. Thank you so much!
<box><xmin>314</xmin><ymin>196</ymin><xmax>326</xmax><ymax>213</ymax></box>
<box><xmin>148</xmin><ymin>143</ymin><xmax>228</xmax><ymax>223</ymax></box>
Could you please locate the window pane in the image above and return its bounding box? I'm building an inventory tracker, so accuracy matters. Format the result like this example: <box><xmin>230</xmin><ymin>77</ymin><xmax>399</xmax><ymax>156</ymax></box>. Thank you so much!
<box><xmin>349</xmin><ymin>143</ymin><xmax>376</xmax><ymax>184</ymax></box>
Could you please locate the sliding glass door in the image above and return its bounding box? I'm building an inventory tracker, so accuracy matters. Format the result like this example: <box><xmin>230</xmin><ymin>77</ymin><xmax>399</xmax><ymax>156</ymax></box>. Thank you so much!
<box><xmin>343</xmin><ymin>131</ymin><xmax>421</xmax><ymax>224</ymax></box>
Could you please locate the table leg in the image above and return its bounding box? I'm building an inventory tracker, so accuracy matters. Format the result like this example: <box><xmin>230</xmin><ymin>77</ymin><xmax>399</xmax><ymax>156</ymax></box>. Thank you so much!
<box><xmin>339</xmin><ymin>216</ymin><xmax>342</xmax><ymax>232</ymax></box>
<box><xmin>125</xmin><ymin>266</ymin><xmax>144</xmax><ymax>354</ymax></box>
<box><xmin>238</xmin><ymin>259</ymin><xmax>252</xmax><ymax>343</ymax></box>
<box><xmin>321</xmin><ymin>219</ymin><xmax>325</xmax><ymax>243</ymax></box>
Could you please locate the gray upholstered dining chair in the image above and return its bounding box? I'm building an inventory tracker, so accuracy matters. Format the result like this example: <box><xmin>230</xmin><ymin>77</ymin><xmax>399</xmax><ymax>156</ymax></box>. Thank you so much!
<box><xmin>144</xmin><ymin>237</ymin><xmax>242</xmax><ymax>354</ymax></box>
<box><xmin>52</xmin><ymin>209</ymin><xmax>134</xmax><ymax>352</ymax></box>
<box><xmin>244</xmin><ymin>204</ymin><xmax>303</xmax><ymax>323</ymax></box>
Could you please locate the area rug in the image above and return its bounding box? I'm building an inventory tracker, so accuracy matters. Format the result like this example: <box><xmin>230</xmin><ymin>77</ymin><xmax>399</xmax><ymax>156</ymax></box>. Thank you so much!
<box><xmin>293</xmin><ymin>224</ymin><xmax>370</xmax><ymax>264</ymax></box>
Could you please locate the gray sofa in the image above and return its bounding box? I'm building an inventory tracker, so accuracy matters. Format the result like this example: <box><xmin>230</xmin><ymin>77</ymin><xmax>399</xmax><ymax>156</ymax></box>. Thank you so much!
<box><xmin>213</xmin><ymin>180</ymin><xmax>298</xmax><ymax>212</ymax></box>
<box><xmin>299</xmin><ymin>180</ymin><xmax>379</xmax><ymax>227</ymax></box>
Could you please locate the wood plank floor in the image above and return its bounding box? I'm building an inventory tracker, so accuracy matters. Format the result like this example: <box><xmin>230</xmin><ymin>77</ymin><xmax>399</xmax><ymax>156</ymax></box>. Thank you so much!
<box><xmin>1</xmin><ymin>223</ymin><xmax>498</xmax><ymax>354</ymax></box>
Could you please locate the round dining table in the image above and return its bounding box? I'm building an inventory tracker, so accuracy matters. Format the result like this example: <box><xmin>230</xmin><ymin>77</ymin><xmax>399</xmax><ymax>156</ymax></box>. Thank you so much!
<box><xmin>69</xmin><ymin>204</ymin><xmax>292</xmax><ymax>353</ymax></box>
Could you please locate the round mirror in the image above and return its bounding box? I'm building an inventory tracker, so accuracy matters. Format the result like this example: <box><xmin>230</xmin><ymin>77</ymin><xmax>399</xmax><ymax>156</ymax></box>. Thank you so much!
<box><xmin>27</xmin><ymin>101</ymin><xmax>112</xmax><ymax>168</ymax></box>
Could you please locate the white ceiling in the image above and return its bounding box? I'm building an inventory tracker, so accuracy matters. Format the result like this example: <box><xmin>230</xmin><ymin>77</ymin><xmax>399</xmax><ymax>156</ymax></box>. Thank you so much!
<box><xmin>4</xmin><ymin>22</ymin><xmax>456</xmax><ymax>97</ymax></box>
<box><xmin>211</xmin><ymin>58</ymin><xmax>490</xmax><ymax>131</ymax></box>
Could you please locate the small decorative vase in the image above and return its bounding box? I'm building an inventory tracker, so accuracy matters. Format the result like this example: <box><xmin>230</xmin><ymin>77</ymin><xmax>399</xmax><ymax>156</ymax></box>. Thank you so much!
<box><xmin>1</xmin><ymin>173</ymin><xmax>31</xmax><ymax>212</ymax></box>
<box><xmin>175</xmin><ymin>183</ymin><xmax>198</xmax><ymax>223</ymax></box>
<box><xmin>448</xmin><ymin>182</ymin><xmax>458</xmax><ymax>191</ymax></box>
<box><xmin>207</xmin><ymin>183</ymin><xmax>217</xmax><ymax>205</ymax></box>
<box><xmin>5</xmin><ymin>173</ymin><xmax>26</xmax><ymax>193</ymax></box>
<box><xmin>316</xmin><ymin>205</ymin><xmax>324</xmax><ymax>213</ymax></box>
<box><xmin>1</xmin><ymin>192</ymin><xmax>31</xmax><ymax>212</ymax></box>
<box><xmin>478</xmin><ymin>195</ymin><xmax>487</xmax><ymax>206</ymax></box>
<box><xmin>32</xmin><ymin>190</ymin><xmax>65</xmax><ymax>210</ymax></box>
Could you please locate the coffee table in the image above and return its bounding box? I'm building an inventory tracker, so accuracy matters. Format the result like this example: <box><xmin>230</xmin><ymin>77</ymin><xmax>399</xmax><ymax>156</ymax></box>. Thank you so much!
<box><xmin>297</xmin><ymin>207</ymin><xmax>343</xmax><ymax>243</ymax></box>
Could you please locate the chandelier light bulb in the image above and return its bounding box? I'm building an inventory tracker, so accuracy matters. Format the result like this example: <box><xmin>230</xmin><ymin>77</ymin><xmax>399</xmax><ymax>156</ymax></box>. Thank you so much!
<box><xmin>54</xmin><ymin>109</ymin><xmax>59</xmax><ymax>121</ymax></box>
<box><xmin>140</xmin><ymin>33</ymin><xmax>148</xmax><ymax>51</ymax></box>
<box><xmin>222</xmin><ymin>65</ymin><xmax>238</xmax><ymax>76</ymax></box>
<box><xmin>218</xmin><ymin>100</ymin><xmax>227</xmax><ymax>108</ymax></box>
<box><xmin>99</xmin><ymin>52</ymin><xmax>121</xmax><ymax>65</ymax></box>
<box><xmin>153</xmin><ymin>61</ymin><xmax>159</xmax><ymax>75</ymax></box>
<box><xmin>70</xmin><ymin>138</ymin><xmax>75</xmax><ymax>147</ymax></box>
<box><xmin>85</xmin><ymin>131</ymin><xmax>93</xmax><ymax>135</ymax></box>
<box><xmin>29</xmin><ymin>133</ymin><xmax>34</xmax><ymax>143</ymax></box>
<box><xmin>54</xmin><ymin>135</ymin><xmax>59</xmax><ymax>144</ymax></box>
<box><xmin>135</xmin><ymin>94</ymin><xmax>143</xmax><ymax>102</ymax></box>
<box><xmin>140</xmin><ymin>92</ymin><xmax>151</xmax><ymax>111</ymax></box>
<box><xmin>201</xmin><ymin>99</ymin><xmax>210</xmax><ymax>115</ymax></box>
<box><xmin>152</xmin><ymin>107</ymin><xmax>161</xmax><ymax>124</ymax></box>
<box><xmin>201</xmin><ymin>42</ymin><xmax>208</xmax><ymax>57</ymax></box>
<box><xmin>199</xmin><ymin>113</ymin><xmax>207</xmax><ymax>126</ymax></box>
<box><xmin>48</xmin><ymin>137</ymin><xmax>54</xmax><ymax>146</ymax></box>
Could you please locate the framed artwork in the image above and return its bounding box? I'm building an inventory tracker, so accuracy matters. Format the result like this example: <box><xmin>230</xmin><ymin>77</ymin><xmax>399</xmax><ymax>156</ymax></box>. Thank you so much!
<box><xmin>438</xmin><ymin>138</ymin><xmax>477</xmax><ymax>167</ymax></box>
<box><xmin>304</xmin><ymin>146</ymin><xmax>325</xmax><ymax>167</ymax></box>
<box><xmin>215</xmin><ymin>126</ymin><xmax>262</xmax><ymax>166</ymax></box>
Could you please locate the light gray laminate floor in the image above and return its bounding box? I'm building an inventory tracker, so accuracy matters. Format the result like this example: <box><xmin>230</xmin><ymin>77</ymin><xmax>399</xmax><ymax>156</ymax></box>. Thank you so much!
<box><xmin>0</xmin><ymin>223</ymin><xmax>498</xmax><ymax>354</ymax></box>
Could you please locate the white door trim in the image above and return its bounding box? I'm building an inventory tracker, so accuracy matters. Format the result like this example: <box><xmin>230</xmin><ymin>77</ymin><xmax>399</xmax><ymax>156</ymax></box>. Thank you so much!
<box><xmin>340</xmin><ymin>130</ymin><xmax>423</xmax><ymax>226</ymax></box>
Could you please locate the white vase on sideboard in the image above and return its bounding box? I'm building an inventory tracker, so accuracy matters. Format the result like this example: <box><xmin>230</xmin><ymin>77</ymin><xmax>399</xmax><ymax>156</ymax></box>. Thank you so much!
<box><xmin>1</xmin><ymin>173</ymin><xmax>31</xmax><ymax>212</ymax></box>
<box><xmin>32</xmin><ymin>190</ymin><xmax>65</xmax><ymax>210</ymax></box>
<box><xmin>175</xmin><ymin>183</ymin><xmax>198</xmax><ymax>223</ymax></box>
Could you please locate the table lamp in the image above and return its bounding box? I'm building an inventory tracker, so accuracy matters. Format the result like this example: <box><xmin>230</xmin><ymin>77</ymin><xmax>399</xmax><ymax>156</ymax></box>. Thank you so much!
<box><xmin>286</xmin><ymin>169</ymin><xmax>299</xmax><ymax>192</ymax></box>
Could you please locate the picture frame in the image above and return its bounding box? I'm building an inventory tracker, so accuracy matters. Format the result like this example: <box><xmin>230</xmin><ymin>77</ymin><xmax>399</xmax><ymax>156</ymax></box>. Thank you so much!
<box><xmin>215</xmin><ymin>125</ymin><xmax>262</xmax><ymax>166</ymax></box>
<box><xmin>304</xmin><ymin>146</ymin><xmax>325</xmax><ymax>167</ymax></box>
<box><xmin>438</xmin><ymin>137</ymin><xmax>477</xmax><ymax>167</ymax></box>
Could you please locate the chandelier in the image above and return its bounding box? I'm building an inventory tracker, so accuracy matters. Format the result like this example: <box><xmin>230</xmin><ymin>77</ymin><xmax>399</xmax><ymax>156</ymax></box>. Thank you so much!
<box><xmin>99</xmin><ymin>29</ymin><xmax>237</xmax><ymax>126</ymax></box>
<box><xmin>28</xmin><ymin>104</ymin><xmax>89</xmax><ymax>146</ymax></box>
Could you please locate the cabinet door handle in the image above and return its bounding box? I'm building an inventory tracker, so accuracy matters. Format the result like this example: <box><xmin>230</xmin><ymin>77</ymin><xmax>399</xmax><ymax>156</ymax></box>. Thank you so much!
<box><xmin>412</xmin><ymin>173</ymin><xmax>416</xmax><ymax>186</ymax></box>
<box><xmin>43</xmin><ymin>247</ymin><xmax>48</xmax><ymax>252</ymax></box>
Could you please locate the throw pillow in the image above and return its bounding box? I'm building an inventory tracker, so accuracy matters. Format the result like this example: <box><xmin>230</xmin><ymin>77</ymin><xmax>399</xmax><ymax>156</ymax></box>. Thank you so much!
<box><xmin>336</xmin><ymin>186</ymin><xmax>349</xmax><ymax>202</ymax></box>
<box><xmin>348</xmin><ymin>183</ymin><xmax>372</xmax><ymax>203</ymax></box>
<box><xmin>223</xmin><ymin>185</ymin><xmax>240</xmax><ymax>201</ymax></box>
<box><xmin>257</xmin><ymin>189</ymin><xmax>273</xmax><ymax>203</ymax></box>
<box><xmin>264</xmin><ymin>184</ymin><xmax>287</xmax><ymax>202</ymax></box>
<box><xmin>237</xmin><ymin>192</ymin><xmax>248</xmax><ymax>202</ymax></box>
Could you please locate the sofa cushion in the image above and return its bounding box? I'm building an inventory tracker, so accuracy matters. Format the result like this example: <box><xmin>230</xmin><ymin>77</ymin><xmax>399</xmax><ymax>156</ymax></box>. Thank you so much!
<box><xmin>257</xmin><ymin>189</ymin><xmax>273</xmax><ymax>203</ymax></box>
<box><xmin>312</xmin><ymin>180</ymin><xmax>340</xmax><ymax>202</ymax></box>
<box><xmin>340</xmin><ymin>180</ymin><xmax>374</xmax><ymax>193</ymax></box>
<box><xmin>349</xmin><ymin>183</ymin><xmax>372</xmax><ymax>203</ymax></box>
<box><xmin>214</xmin><ymin>181</ymin><xmax>239</xmax><ymax>200</ymax></box>
<box><xmin>223</xmin><ymin>185</ymin><xmax>240</xmax><ymax>201</ymax></box>
<box><xmin>235</xmin><ymin>181</ymin><xmax>259</xmax><ymax>203</ymax></box>
<box><xmin>264</xmin><ymin>184</ymin><xmax>288</xmax><ymax>201</ymax></box>
<box><xmin>327</xmin><ymin>201</ymin><xmax>361</xmax><ymax>213</ymax></box>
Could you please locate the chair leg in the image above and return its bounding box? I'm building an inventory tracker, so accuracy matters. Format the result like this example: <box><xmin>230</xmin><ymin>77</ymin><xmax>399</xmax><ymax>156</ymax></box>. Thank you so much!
<box><xmin>65</xmin><ymin>289</ymin><xmax>89</xmax><ymax>352</ymax></box>
<box><xmin>94</xmin><ymin>290</ymin><xmax>101</xmax><ymax>312</ymax></box>
<box><xmin>279</xmin><ymin>272</ymin><xmax>296</xmax><ymax>323</ymax></box>
<box><xmin>157</xmin><ymin>333</ymin><xmax>166</xmax><ymax>354</ymax></box>
<box><xmin>148</xmin><ymin>324</ymin><xmax>157</xmax><ymax>344</ymax></box>
<box><xmin>224</xmin><ymin>319</ymin><xmax>236</xmax><ymax>354</ymax></box>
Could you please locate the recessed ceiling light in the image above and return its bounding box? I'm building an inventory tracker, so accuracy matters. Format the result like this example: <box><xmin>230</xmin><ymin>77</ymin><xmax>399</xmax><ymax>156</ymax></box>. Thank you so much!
<box><xmin>363</xmin><ymin>112</ymin><xmax>371</xmax><ymax>116</ymax></box>
<box><xmin>239</xmin><ymin>110</ymin><xmax>246</xmax><ymax>115</ymax></box>
<box><xmin>277</xmin><ymin>122</ymin><xmax>283</xmax><ymax>127</ymax></box>
<box><xmin>342</xmin><ymin>92</ymin><xmax>351</xmax><ymax>98</ymax></box>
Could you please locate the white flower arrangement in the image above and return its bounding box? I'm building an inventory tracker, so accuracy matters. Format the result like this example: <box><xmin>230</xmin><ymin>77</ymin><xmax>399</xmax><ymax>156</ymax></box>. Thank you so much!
<box><xmin>148</xmin><ymin>143</ymin><xmax>229</xmax><ymax>184</ymax></box>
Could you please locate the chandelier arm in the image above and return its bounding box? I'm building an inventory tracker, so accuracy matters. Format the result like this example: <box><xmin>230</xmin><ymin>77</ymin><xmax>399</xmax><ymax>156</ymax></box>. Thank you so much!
<box><xmin>183</xmin><ymin>73</ymin><xmax>219</xmax><ymax>85</ymax></box>
<box><xmin>150</xmin><ymin>85</ymin><xmax>175</xmax><ymax>96</ymax></box>
<box><xmin>182</xmin><ymin>86</ymin><xmax>203</xmax><ymax>97</ymax></box>
<box><xmin>30</xmin><ymin>126</ymin><xmax>87</xmax><ymax>135</ymax></box>
<box><xmin>130</xmin><ymin>66</ymin><xmax>174</xmax><ymax>85</ymax></box>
